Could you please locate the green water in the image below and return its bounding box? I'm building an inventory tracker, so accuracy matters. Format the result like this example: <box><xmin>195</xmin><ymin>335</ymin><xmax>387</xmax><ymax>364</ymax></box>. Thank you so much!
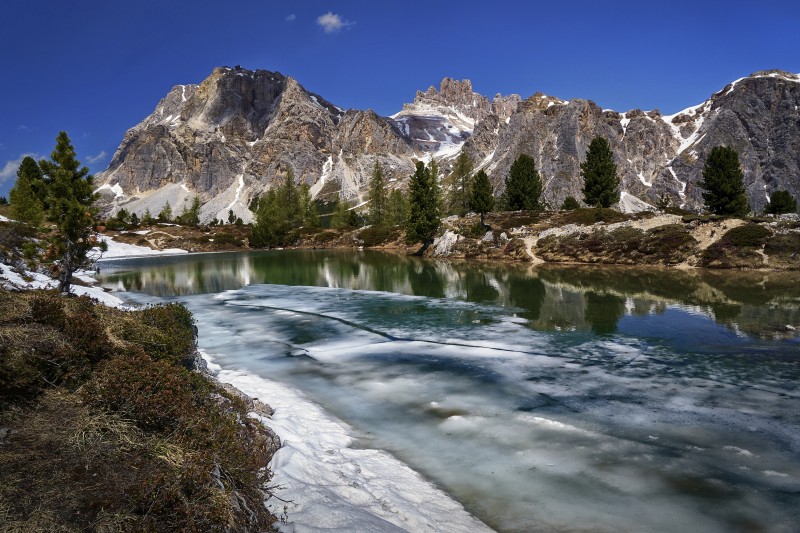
<box><xmin>99</xmin><ymin>249</ymin><xmax>800</xmax><ymax>340</ymax></box>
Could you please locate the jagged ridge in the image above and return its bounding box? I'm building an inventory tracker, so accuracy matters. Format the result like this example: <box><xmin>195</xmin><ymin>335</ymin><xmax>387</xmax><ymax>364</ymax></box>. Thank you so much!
<box><xmin>96</xmin><ymin>67</ymin><xmax>800</xmax><ymax>221</ymax></box>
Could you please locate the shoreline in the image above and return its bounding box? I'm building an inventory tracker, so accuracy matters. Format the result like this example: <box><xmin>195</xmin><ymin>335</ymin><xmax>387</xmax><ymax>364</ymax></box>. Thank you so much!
<box><xmin>96</xmin><ymin>210</ymin><xmax>800</xmax><ymax>273</ymax></box>
<box><xmin>193</xmin><ymin>347</ymin><xmax>494</xmax><ymax>533</ymax></box>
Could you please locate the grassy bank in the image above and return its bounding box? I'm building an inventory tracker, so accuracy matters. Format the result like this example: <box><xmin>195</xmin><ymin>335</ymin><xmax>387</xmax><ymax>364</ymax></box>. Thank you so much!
<box><xmin>37</xmin><ymin>205</ymin><xmax>800</xmax><ymax>271</ymax></box>
<box><xmin>0</xmin><ymin>290</ymin><xmax>278</xmax><ymax>532</ymax></box>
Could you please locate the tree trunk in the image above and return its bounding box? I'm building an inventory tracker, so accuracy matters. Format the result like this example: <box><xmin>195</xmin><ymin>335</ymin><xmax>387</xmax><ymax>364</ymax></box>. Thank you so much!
<box><xmin>57</xmin><ymin>241</ymin><xmax>74</xmax><ymax>293</ymax></box>
<box><xmin>414</xmin><ymin>239</ymin><xmax>432</xmax><ymax>256</ymax></box>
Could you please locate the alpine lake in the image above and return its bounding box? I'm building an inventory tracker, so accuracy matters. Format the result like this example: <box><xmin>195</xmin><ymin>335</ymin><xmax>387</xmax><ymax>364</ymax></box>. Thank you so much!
<box><xmin>97</xmin><ymin>249</ymin><xmax>800</xmax><ymax>533</ymax></box>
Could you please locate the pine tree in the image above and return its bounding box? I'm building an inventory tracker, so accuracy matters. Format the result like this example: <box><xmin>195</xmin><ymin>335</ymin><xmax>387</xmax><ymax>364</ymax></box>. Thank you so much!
<box><xmin>251</xmin><ymin>190</ymin><xmax>282</xmax><ymax>247</ymax></box>
<box><xmin>560</xmin><ymin>196</ymin><xmax>580</xmax><ymax>210</ymax></box>
<box><xmin>228</xmin><ymin>209</ymin><xmax>235</xmax><ymax>224</ymax></box>
<box><xmin>502</xmin><ymin>154</ymin><xmax>542</xmax><ymax>211</ymax></box>
<box><xmin>699</xmin><ymin>146</ymin><xmax>749</xmax><ymax>216</ymax></box>
<box><xmin>299</xmin><ymin>184</ymin><xmax>319</xmax><ymax>228</ymax></box>
<box><xmin>367</xmin><ymin>162</ymin><xmax>388</xmax><ymax>226</ymax></box>
<box><xmin>251</xmin><ymin>171</ymin><xmax>307</xmax><ymax>247</ymax></box>
<box><xmin>766</xmin><ymin>190</ymin><xmax>797</xmax><ymax>215</ymax></box>
<box><xmin>448</xmin><ymin>151</ymin><xmax>473</xmax><ymax>216</ymax></box>
<box><xmin>178</xmin><ymin>196</ymin><xmax>201</xmax><ymax>226</ymax></box>
<box><xmin>468</xmin><ymin>170</ymin><xmax>495</xmax><ymax>226</ymax></box>
<box><xmin>331</xmin><ymin>199</ymin><xmax>353</xmax><ymax>229</ymax></box>
<box><xmin>9</xmin><ymin>161</ymin><xmax>45</xmax><ymax>226</ymax></box>
<box><xmin>158</xmin><ymin>202</ymin><xmax>172</xmax><ymax>222</ymax></box>
<box><xmin>142</xmin><ymin>208</ymin><xmax>154</xmax><ymax>226</ymax></box>
<box><xmin>406</xmin><ymin>160</ymin><xmax>441</xmax><ymax>246</ymax></box>
<box><xmin>14</xmin><ymin>156</ymin><xmax>49</xmax><ymax>208</ymax></box>
<box><xmin>38</xmin><ymin>132</ymin><xmax>104</xmax><ymax>293</ymax></box>
<box><xmin>386</xmin><ymin>189</ymin><xmax>408</xmax><ymax>226</ymax></box>
<box><xmin>581</xmin><ymin>137</ymin><xmax>619</xmax><ymax>208</ymax></box>
<box><xmin>280</xmin><ymin>171</ymin><xmax>301</xmax><ymax>228</ymax></box>
<box><xmin>115</xmin><ymin>208</ymin><xmax>130</xmax><ymax>224</ymax></box>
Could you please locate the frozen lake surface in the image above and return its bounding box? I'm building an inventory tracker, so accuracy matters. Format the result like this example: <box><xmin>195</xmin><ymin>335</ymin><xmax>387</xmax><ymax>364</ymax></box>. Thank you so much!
<box><xmin>99</xmin><ymin>250</ymin><xmax>800</xmax><ymax>532</ymax></box>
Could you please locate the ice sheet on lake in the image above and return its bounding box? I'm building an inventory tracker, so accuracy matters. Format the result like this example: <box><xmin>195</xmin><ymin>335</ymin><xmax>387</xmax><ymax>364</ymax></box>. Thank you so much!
<box><xmin>201</xmin><ymin>351</ymin><xmax>493</xmax><ymax>533</ymax></box>
<box><xmin>123</xmin><ymin>281</ymin><xmax>800</xmax><ymax>532</ymax></box>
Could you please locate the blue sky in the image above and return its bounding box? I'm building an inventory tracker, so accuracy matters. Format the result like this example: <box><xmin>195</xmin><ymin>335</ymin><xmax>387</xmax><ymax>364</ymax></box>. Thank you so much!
<box><xmin>1</xmin><ymin>0</ymin><xmax>799</xmax><ymax>197</ymax></box>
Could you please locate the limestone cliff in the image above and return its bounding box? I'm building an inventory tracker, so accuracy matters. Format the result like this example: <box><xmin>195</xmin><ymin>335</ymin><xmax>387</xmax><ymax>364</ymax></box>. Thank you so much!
<box><xmin>96</xmin><ymin>67</ymin><xmax>800</xmax><ymax>221</ymax></box>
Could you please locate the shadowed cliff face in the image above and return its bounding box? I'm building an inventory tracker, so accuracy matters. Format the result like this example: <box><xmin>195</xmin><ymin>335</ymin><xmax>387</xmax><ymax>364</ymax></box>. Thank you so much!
<box><xmin>97</xmin><ymin>67</ymin><xmax>800</xmax><ymax>222</ymax></box>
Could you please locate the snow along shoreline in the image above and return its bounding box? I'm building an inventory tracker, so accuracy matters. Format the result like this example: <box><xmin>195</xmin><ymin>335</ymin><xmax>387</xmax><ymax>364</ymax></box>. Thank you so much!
<box><xmin>200</xmin><ymin>350</ymin><xmax>493</xmax><ymax>533</ymax></box>
<box><xmin>0</xmin><ymin>234</ymin><xmax>189</xmax><ymax>306</ymax></box>
<box><xmin>1</xmin><ymin>234</ymin><xmax>493</xmax><ymax>532</ymax></box>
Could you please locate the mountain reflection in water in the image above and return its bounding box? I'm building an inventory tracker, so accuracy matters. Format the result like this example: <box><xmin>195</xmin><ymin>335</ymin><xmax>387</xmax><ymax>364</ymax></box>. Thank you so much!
<box><xmin>99</xmin><ymin>249</ymin><xmax>800</xmax><ymax>340</ymax></box>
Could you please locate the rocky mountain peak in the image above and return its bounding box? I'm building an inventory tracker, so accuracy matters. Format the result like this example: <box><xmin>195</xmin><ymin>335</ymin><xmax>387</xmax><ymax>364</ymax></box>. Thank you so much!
<box><xmin>97</xmin><ymin>66</ymin><xmax>800</xmax><ymax>223</ymax></box>
<box><xmin>400</xmin><ymin>77</ymin><xmax>490</xmax><ymax>125</ymax></box>
<box><xmin>748</xmin><ymin>69</ymin><xmax>800</xmax><ymax>81</ymax></box>
<box><xmin>492</xmin><ymin>93</ymin><xmax>522</xmax><ymax>121</ymax></box>
<box><xmin>518</xmin><ymin>92</ymin><xmax>568</xmax><ymax>112</ymax></box>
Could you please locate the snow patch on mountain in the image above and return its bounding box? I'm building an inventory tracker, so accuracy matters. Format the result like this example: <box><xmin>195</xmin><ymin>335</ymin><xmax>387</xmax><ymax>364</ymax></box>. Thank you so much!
<box><xmin>96</xmin><ymin>183</ymin><xmax>125</xmax><ymax>199</ymax></box>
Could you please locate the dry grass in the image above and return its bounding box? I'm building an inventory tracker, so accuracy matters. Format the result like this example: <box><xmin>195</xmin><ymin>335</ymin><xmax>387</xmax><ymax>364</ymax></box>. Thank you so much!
<box><xmin>0</xmin><ymin>289</ymin><xmax>278</xmax><ymax>532</ymax></box>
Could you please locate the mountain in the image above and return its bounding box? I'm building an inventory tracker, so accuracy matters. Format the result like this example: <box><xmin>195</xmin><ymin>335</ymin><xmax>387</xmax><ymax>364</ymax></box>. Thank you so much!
<box><xmin>96</xmin><ymin>67</ymin><xmax>800</xmax><ymax>221</ymax></box>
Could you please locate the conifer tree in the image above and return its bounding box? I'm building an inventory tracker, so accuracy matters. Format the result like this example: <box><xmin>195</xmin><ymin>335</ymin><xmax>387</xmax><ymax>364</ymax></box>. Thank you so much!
<box><xmin>581</xmin><ymin>137</ymin><xmax>619</xmax><ymax>208</ymax></box>
<box><xmin>251</xmin><ymin>190</ymin><xmax>282</xmax><ymax>247</ymax></box>
<box><xmin>561</xmin><ymin>196</ymin><xmax>580</xmax><ymax>210</ymax></box>
<box><xmin>448</xmin><ymin>151</ymin><xmax>473</xmax><ymax>216</ymax></box>
<box><xmin>299</xmin><ymin>183</ymin><xmax>319</xmax><ymax>228</ymax></box>
<box><xmin>9</xmin><ymin>161</ymin><xmax>45</xmax><ymax>226</ymax></box>
<box><xmin>502</xmin><ymin>154</ymin><xmax>542</xmax><ymax>211</ymax></box>
<box><xmin>251</xmin><ymin>171</ymin><xmax>308</xmax><ymax>247</ymax></box>
<box><xmin>279</xmin><ymin>170</ymin><xmax>302</xmax><ymax>229</ymax></box>
<box><xmin>38</xmin><ymin>131</ymin><xmax>104</xmax><ymax>292</ymax></box>
<box><xmin>158</xmin><ymin>201</ymin><xmax>172</xmax><ymax>222</ymax></box>
<box><xmin>406</xmin><ymin>160</ymin><xmax>441</xmax><ymax>246</ymax></box>
<box><xmin>178</xmin><ymin>196</ymin><xmax>201</xmax><ymax>226</ymax></box>
<box><xmin>142</xmin><ymin>208</ymin><xmax>154</xmax><ymax>226</ymax></box>
<box><xmin>228</xmin><ymin>209</ymin><xmax>236</xmax><ymax>224</ymax></box>
<box><xmin>367</xmin><ymin>162</ymin><xmax>388</xmax><ymax>226</ymax></box>
<box><xmin>331</xmin><ymin>199</ymin><xmax>353</xmax><ymax>229</ymax></box>
<box><xmin>468</xmin><ymin>170</ymin><xmax>495</xmax><ymax>226</ymax></box>
<box><xmin>699</xmin><ymin>146</ymin><xmax>749</xmax><ymax>216</ymax></box>
<box><xmin>115</xmin><ymin>208</ymin><xmax>130</xmax><ymax>224</ymax></box>
<box><xmin>16</xmin><ymin>156</ymin><xmax>49</xmax><ymax>208</ymax></box>
<box><xmin>387</xmin><ymin>189</ymin><xmax>408</xmax><ymax>226</ymax></box>
<box><xmin>766</xmin><ymin>190</ymin><xmax>797</xmax><ymax>215</ymax></box>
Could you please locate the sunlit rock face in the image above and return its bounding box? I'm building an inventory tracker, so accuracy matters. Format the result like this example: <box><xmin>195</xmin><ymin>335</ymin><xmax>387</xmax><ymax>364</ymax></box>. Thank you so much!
<box><xmin>96</xmin><ymin>67</ymin><xmax>800</xmax><ymax>220</ymax></box>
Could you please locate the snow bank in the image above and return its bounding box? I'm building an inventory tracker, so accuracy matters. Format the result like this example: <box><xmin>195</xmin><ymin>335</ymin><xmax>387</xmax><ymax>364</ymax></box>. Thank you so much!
<box><xmin>0</xmin><ymin>263</ymin><xmax>125</xmax><ymax>308</ymax></box>
<box><xmin>201</xmin><ymin>352</ymin><xmax>492</xmax><ymax>533</ymax></box>
<box><xmin>0</xmin><ymin>234</ymin><xmax>185</xmax><ymax>307</ymax></box>
<box><xmin>99</xmin><ymin>235</ymin><xmax>187</xmax><ymax>259</ymax></box>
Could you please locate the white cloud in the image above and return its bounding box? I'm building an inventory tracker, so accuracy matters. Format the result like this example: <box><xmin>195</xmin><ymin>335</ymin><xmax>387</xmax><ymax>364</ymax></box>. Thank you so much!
<box><xmin>86</xmin><ymin>150</ymin><xmax>107</xmax><ymax>164</ymax></box>
<box><xmin>0</xmin><ymin>153</ymin><xmax>40</xmax><ymax>184</ymax></box>
<box><xmin>285</xmin><ymin>13</ymin><xmax>296</xmax><ymax>22</ymax></box>
<box><xmin>317</xmin><ymin>12</ymin><xmax>352</xmax><ymax>33</ymax></box>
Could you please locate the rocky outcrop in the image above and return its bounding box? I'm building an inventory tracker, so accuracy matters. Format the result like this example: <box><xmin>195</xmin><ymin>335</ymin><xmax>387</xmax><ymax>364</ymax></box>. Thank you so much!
<box><xmin>660</xmin><ymin>71</ymin><xmax>800</xmax><ymax>212</ymax></box>
<box><xmin>96</xmin><ymin>67</ymin><xmax>800</xmax><ymax>221</ymax></box>
<box><xmin>461</xmin><ymin>71</ymin><xmax>800</xmax><ymax>212</ymax></box>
